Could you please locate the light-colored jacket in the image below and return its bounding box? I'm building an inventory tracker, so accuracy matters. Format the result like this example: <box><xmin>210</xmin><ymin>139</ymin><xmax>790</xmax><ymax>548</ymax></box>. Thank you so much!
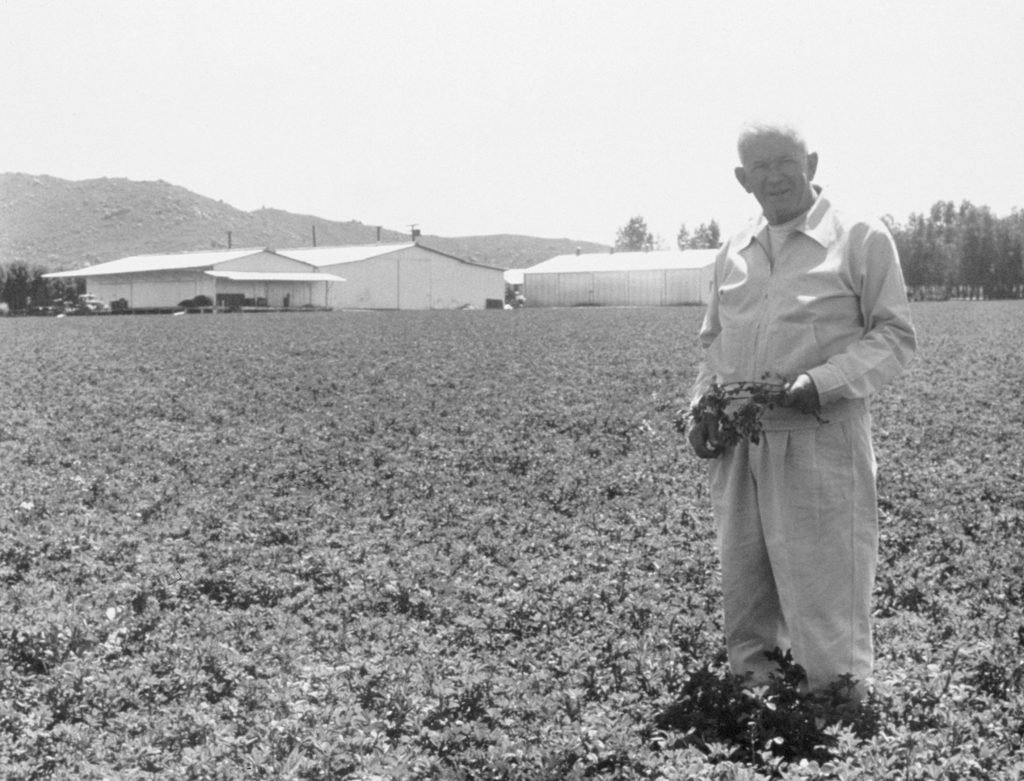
<box><xmin>693</xmin><ymin>190</ymin><xmax>917</xmax><ymax>429</ymax></box>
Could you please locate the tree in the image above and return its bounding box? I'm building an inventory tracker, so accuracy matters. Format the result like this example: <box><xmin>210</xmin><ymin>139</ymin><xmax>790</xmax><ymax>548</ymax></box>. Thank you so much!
<box><xmin>959</xmin><ymin>202</ymin><xmax>996</xmax><ymax>298</ymax></box>
<box><xmin>615</xmin><ymin>216</ymin><xmax>654</xmax><ymax>252</ymax></box>
<box><xmin>676</xmin><ymin>224</ymin><xmax>691</xmax><ymax>251</ymax></box>
<box><xmin>691</xmin><ymin>220</ymin><xmax>721</xmax><ymax>249</ymax></box>
<box><xmin>991</xmin><ymin>219</ymin><xmax>1023</xmax><ymax>298</ymax></box>
<box><xmin>887</xmin><ymin>201</ymin><xmax>1024</xmax><ymax>300</ymax></box>
<box><xmin>677</xmin><ymin>220</ymin><xmax>721</xmax><ymax>249</ymax></box>
<box><xmin>889</xmin><ymin>210</ymin><xmax>957</xmax><ymax>298</ymax></box>
<box><xmin>2</xmin><ymin>263</ymin><xmax>33</xmax><ymax>310</ymax></box>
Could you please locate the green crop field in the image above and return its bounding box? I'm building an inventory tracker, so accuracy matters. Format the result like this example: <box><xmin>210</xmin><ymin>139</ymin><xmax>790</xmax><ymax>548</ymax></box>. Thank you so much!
<box><xmin>1</xmin><ymin>303</ymin><xmax>1022</xmax><ymax>780</ymax></box>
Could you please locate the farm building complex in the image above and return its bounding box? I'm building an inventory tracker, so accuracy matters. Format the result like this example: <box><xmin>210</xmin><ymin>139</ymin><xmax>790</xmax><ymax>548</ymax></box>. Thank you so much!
<box><xmin>514</xmin><ymin>249</ymin><xmax>718</xmax><ymax>307</ymax></box>
<box><xmin>44</xmin><ymin>243</ymin><xmax>506</xmax><ymax>311</ymax></box>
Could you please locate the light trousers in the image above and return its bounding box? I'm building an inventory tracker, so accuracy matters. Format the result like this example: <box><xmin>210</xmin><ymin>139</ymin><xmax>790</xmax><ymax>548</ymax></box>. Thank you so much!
<box><xmin>708</xmin><ymin>407</ymin><xmax>878</xmax><ymax>694</ymax></box>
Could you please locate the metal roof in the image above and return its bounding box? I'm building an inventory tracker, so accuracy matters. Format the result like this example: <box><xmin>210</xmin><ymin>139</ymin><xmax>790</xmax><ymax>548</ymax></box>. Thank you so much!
<box><xmin>522</xmin><ymin>249</ymin><xmax>718</xmax><ymax>275</ymax></box>
<box><xmin>43</xmin><ymin>248</ymin><xmax>271</xmax><ymax>278</ymax></box>
<box><xmin>276</xmin><ymin>243</ymin><xmax>416</xmax><ymax>268</ymax></box>
<box><xmin>205</xmin><ymin>271</ymin><xmax>345</xmax><ymax>282</ymax></box>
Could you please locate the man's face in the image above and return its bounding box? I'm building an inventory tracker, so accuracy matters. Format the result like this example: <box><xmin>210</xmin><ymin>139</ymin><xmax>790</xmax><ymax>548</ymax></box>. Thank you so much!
<box><xmin>734</xmin><ymin>133</ymin><xmax>818</xmax><ymax>224</ymax></box>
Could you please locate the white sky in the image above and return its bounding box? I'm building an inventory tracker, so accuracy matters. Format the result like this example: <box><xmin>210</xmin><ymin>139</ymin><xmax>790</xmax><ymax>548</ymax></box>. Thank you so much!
<box><xmin>2</xmin><ymin>0</ymin><xmax>1022</xmax><ymax>245</ymax></box>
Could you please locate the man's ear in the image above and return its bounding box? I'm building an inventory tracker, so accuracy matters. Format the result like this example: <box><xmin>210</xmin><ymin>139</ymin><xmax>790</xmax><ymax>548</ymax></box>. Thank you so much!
<box><xmin>806</xmin><ymin>152</ymin><xmax>819</xmax><ymax>181</ymax></box>
<box><xmin>734</xmin><ymin>166</ymin><xmax>751</xmax><ymax>192</ymax></box>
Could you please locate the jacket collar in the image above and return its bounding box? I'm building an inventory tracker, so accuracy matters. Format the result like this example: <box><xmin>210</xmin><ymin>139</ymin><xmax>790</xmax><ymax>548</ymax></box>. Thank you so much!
<box><xmin>735</xmin><ymin>186</ymin><xmax>835</xmax><ymax>251</ymax></box>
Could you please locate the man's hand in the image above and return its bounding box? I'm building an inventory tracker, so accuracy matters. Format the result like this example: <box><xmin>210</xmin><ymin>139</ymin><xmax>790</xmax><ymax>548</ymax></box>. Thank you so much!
<box><xmin>688</xmin><ymin>412</ymin><xmax>725</xmax><ymax>459</ymax></box>
<box><xmin>782</xmin><ymin>373</ymin><xmax>820</xmax><ymax>414</ymax></box>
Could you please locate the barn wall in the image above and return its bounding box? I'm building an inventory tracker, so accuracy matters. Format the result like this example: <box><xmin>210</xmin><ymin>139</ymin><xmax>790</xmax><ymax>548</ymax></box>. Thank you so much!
<box><xmin>667</xmin><ymin>265</ymin><xmax>712</xmax><ymax>305</ymax></box>
<box><xmin>426</xmin><ymin>253</ymin><xmax>504</xmax><ymax>309</ymax></box>
<box><xmin>661</xmin><ymin>265</ymin><xmax>716</xmax><ymax>305</ymax></box>
<box><xmin>627</xmin><ymin>271</ymin><xmax>665</xmax><ymax>306</ymax></box>
<box><xmin>321</xmin><ymin>257</ymin><xmax>400</xmax><ymax>309</ymax></box>
<box><xmin>320</xmin><ymin>246</ymin><xmax>504</xmax><ymax>310</ymax></box>
<box><xmin>523</xmin><ymin>272</ymin><xmax>602</xmax><ymax>307</ymax></box>
<box><xmin>398</xmin><ymin>256</ymin><xmax>432</xmax><ymax>309</ymax></box>
<box><xmin>524</xmin><ymin>266</ymin><xmax>713</xmax><ymax>307</ymax></box>
<box><xmin>663</xmin><ymin>269</ymin><xmax>698</xmax><ymax>305</ymax></box>
<box><xmin>559</xmin><ymin>273</ymin><xmax>594</xmax><ymax>306</ymax></box>
<box><xmin>523</xmin><ymin>274</ymin><xmax>563</xmax><ymax>307</ymax></box>
<box><xmin>591</xmin><ymin>272</ymin><xmax>629</xmax><ymax>305</ymax></box>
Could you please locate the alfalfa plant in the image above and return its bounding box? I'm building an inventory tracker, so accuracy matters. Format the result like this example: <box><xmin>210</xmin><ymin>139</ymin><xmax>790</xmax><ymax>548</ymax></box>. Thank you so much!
<box><xmin>678</xmin><ymin>376</ymin><xmax>826</xmax><ymax>447</ymax></box>
<box><xmin>653</xmin><ymin>649</ymin><xmax>881</xmax><ymax>775</ymax></box>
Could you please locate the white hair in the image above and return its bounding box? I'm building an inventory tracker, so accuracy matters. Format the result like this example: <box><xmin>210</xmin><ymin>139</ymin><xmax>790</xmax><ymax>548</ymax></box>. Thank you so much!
<box><xmin>736</xmin><ymin>119</ymin><xmax>810</xmax><ymax>162</ymax></box>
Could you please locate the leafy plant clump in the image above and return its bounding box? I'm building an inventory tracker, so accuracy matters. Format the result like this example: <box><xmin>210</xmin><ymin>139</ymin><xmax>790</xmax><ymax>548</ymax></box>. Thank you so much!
<box><xmin>679</xmin><ymin>375</ymin><xmax>831</xmax><ymax>448</ymax></box>
<box><xmin>678</xmin><ymin>377</ymin><xmax>786</xmax><ymax>446</ymax></box>
<box><xmin>654</xmin><ymin>649</ymin><xmax>880</xmax><ymax>775</ymax></box>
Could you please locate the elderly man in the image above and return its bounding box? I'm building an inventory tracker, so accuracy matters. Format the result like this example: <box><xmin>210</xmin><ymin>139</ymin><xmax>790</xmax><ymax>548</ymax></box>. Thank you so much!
<box><xmin>689</xmin><ymin>121</ymin><xmax>916</xmax><ymax>695</ymax></box>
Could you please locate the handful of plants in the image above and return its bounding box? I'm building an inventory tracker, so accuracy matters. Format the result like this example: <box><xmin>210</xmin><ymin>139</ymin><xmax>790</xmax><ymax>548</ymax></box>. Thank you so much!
<box><xmin>677</xmin><ymin>376</ymin><xmax>821</xmax><ymax>447</ymax></box>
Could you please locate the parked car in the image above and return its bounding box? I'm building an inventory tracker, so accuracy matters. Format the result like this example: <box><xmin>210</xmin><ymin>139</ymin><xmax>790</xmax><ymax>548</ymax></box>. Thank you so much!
<box><xmin>72</xmin><ymin>293</ymin><xmax>110</xmax><ymax>314</ymax></box>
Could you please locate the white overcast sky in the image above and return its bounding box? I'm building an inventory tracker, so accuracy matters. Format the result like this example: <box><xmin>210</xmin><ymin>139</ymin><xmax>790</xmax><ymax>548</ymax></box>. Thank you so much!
<box><xmin>2</xmin><ymin>0</ymin><xmax>1022</xmax><ymax>245</ymax></box>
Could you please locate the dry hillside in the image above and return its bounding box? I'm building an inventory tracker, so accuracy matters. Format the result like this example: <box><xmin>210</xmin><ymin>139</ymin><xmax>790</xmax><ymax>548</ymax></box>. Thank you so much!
<box><xmin>0</xmin><ymin>174</ymin><xmax>608</xmax><ymax>271</ymax></box>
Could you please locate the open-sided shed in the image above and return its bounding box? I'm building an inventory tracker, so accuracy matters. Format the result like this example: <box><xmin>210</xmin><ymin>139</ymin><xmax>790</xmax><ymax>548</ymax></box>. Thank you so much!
<box><xmin>43</xmin><ymin>248</ymin><xmax>343</xmax><ymax>310</ymax></box>
<box><xmin>521</xmin><ymin>249</ymin><xmax>718</xmax><ymax>308</ymax></box>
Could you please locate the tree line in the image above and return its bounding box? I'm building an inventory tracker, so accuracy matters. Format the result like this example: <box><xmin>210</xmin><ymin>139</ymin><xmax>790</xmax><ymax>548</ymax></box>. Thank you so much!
<box><xmin>614</xmin><ymin>202</ymin><xmax>1024</xmax><ymax>300</ymax></box>
<box><xmin>614</xmin><ymin>216</ymin><xmax>721</xmax><ymax>253</ymax></box>
<box><xmin>884</xmin><ymin>201</ymin><xmax>1023</xmax><ymax>300</ymax></box>
<box><xmin>0</xmin><ymin>263</ymin><xmax>82</xmax><ymax>312</ymax></box>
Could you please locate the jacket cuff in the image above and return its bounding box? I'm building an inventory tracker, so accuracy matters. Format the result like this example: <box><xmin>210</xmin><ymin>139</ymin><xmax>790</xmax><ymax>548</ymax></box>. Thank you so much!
<box><xmin>806</xmin><ymin>364</ymin><xmax>847</xmax><ymax>406</ymax></box>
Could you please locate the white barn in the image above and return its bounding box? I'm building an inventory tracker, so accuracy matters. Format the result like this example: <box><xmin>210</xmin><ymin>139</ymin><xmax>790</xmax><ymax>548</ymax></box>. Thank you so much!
<box><xmin>280</xmin><ymin>243</ymin><xmax>506</xmax><ymax>310</ymax></box>
<box><xmin>520</xmin><ymin>249</ymin><xmax>718</xmax><ymax>308</ymax></box>
<box><xmin>44</xmin><ymin>248</ymin><xmax>344</xmax><ymax>310</ymax></box>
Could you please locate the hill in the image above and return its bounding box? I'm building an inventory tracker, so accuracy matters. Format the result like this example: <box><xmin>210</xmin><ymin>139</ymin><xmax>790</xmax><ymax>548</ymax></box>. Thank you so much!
<box><xmin>418</xmin><ymin>234</ymin><xmax>609</xmax><ymax>270</ymax></box>
<box><xmin>0</xmin><ymin>173</ymin><xmax>608</xmax><ymax>272</ymax></box>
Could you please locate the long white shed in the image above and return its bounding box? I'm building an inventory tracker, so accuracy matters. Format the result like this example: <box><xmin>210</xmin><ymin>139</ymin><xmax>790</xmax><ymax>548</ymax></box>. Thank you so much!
<box><xmin>521</xmin><ymin>249</ymin><xmax>718</xmax><ymax>308</ymax></box>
